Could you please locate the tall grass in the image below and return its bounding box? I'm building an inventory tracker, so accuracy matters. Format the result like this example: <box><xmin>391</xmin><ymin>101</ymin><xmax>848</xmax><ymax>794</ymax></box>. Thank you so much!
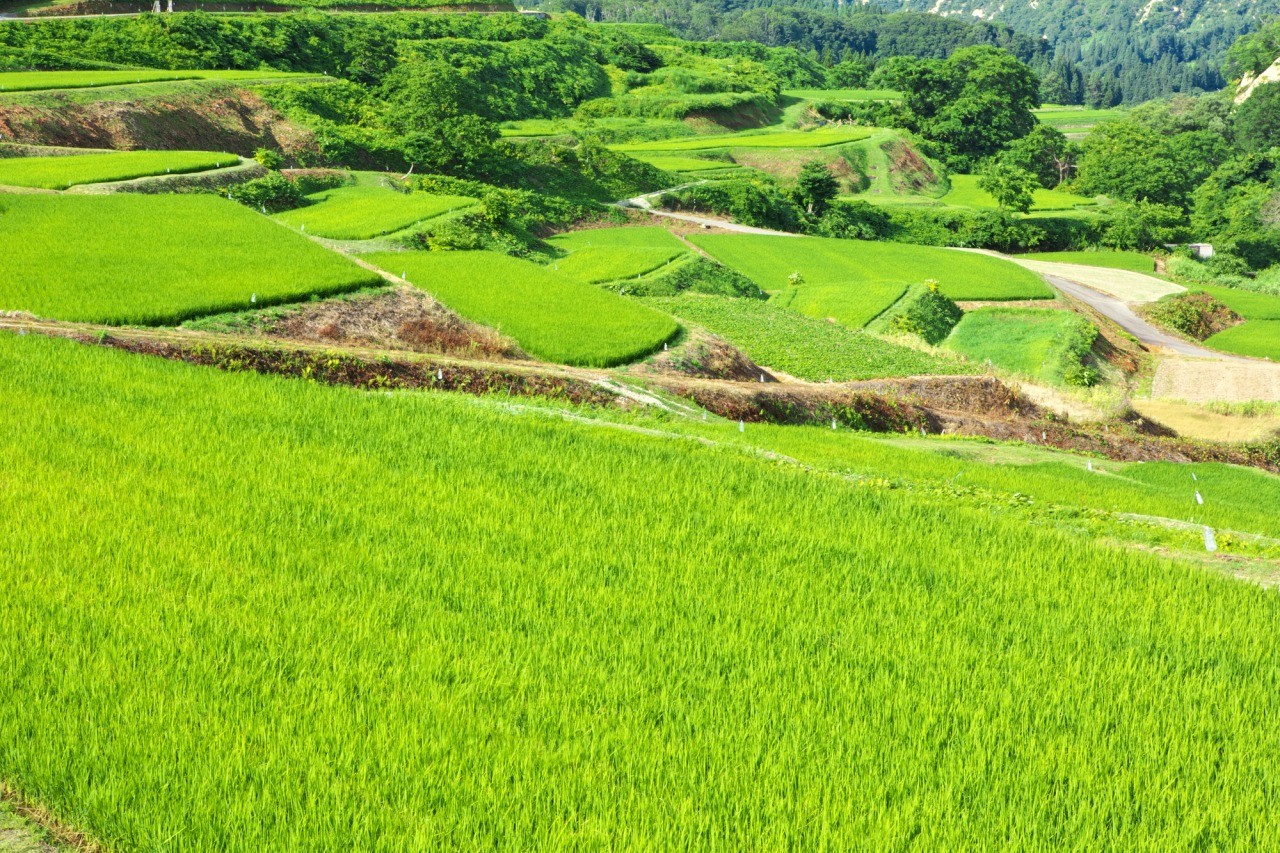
<box><xmin>0</xmin><ymin>195</ymin><xmax>380</xmax><ymax>325</ymax></box>
<box><xmin>690</xmin><ymin>233</ymin><xmax>1052</xmax><ymax>322</ymax></box>
<box><xmin>362</xmin><ymin>250</ymin><xmax>678</xmax><ymax>366</ymax></box>
<box><xmin>947</xmin><ymin>307</ymin><xmax>1097</xmax><ymax>386</ymax></box>
<box><xmin>5</xmin><ymin>333</ymin><xmax>1280</xmax><ymax>848</ymax></box>
<box><xmin>0</xmin><ymin>150</ymin><xmax>238</xmax><ymax>189</ymax></box>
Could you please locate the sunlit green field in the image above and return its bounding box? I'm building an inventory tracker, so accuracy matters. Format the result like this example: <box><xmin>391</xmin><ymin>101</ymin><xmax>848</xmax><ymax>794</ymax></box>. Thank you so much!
<box><xmin>1205</xmin><ymin>320</ymin><xmax>1280</xmax><ymax>361</ymax></box>
<box><xmin>1021</xmin><ymin>250</ymin><xmax>1154</xmax><ymax>273</ymax></box>
<box><xmin>941</xmin><ymin>175</ymin><xmax>1101</xmax><ymax>212</ymax></box>
<box><xmin>613</xmin><ymin>126</ymin><xmax>875</xmax><ymax>153</ymax></box>
<box><xmin>363</xmin><ymin>250</ymin><xmax>677</xmax><ymax>365</ymax></box>
<box><xmin>1034</xmin><ymin>105</ymin><xmax>1129</xmax><ymax>135</ymax></box>
<box><xmin>1194</xmin><ymin>285</ymin><xmax>1280</xmax><ymax>320</ymax></box>
<box><xmin>784</xmin><ymin>88</ymin><xmax>901</xmax><ymax>102</ymax></box>
<box><xmin>650</xmin><ymin>292</ymin><xmax>974</xmax><ymax>380</ymax></box>
<box><xmin>547</xmin><ymin>226</ymin><xmax>688</xmax><ymax>283</ymax></box>
<box><xmin>629</xmin><ymin>154</ymin><xmax>740</xmax><ymax>173</ymax></box>
<box><xmin>6</xmin><ymin>333</ymin><xmax>1280</xmax><ymax>848</ymax></box>
<box><xmin>0</xmin><ymin>69</ymin><xmax>317</xmax><ymax>93</ymax></box>
<box><xmin>0</xmin><ymin>195</ymin><xmax>380</xmax><ymax>324</ymax></box>
<box><xmin>0</xmin><ymin>149</ymin><xmax>238</xmax><ymax>189</ymax></box>
<box><xmin>689</xmin><ymin>234</ymin><xmax>1053</xmax><ymax>323</ymax></box>
<box><xmin>274</xmin><ymin>173</ymin><xmax>475</xmax><ymax>240</ymax></box>
<box><xmin>947</xmin><ymin>307</ymin><xmax>1095</xmax><ymax>385</ymax></box>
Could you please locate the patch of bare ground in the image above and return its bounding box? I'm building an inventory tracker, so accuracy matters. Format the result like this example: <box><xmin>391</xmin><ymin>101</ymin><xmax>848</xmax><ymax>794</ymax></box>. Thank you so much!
<box><xmin>955</xmin><ymin>299</ymin><xmax>1066</xmax><ymax>311</ymax></box>
<box><xmin>253</xmin><ymin>287</ymin><xmax>521</xmax><ymax>361</ymax></box>
<box><xmin>1153</xmin><ymin>357</ymin><xmax>1280</xmax><ymax>404</ymax></box>
<box><xmin>0</xmin><ymin>85</ymin><xmax>314</xmax><ymax>159</ymax></box>
<box><xmin>0</xmin><ymin>783</ymin><xmax>99</xmax><ymax>853</ymax></box>
<box><xmin>634</xmin><ymin>330</ymin><xmax>769</xmax><ymax>382</ymax></box>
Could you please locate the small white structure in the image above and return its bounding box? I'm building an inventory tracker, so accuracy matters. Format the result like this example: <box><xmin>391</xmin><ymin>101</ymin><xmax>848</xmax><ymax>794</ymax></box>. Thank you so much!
<box><xmin>1188</xmin><ymin>243</ymin><xmax>1215</xmax><ymax>259</ymax></box>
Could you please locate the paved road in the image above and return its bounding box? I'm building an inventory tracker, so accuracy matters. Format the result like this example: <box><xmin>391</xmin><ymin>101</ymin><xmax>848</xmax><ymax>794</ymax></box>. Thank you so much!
<box><xmin>1043</xmin><ymin>274</ymin><xmax>1225</xmax><ymax>359</ymax></box>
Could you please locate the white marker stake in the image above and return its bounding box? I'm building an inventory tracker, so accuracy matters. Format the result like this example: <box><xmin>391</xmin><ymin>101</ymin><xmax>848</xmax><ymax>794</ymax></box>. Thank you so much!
<box><xmin>759</xmin><ymin>373</ymin><xmax>765</xmax><ymax>383</ymax></box>
<box><xmin>1204</xmin><ymin>526</ymin><xmax>1218</xmax><ymax>553</ymax></box>
<box><xmin>832</xmin><ymin>418</ymin><xmax>837</xmax><ymax>430</ymax></box>
<box><xmin>1087</xmin><ymin>461</ymin><xmax>1093</xmax><ymax>472</ymax></box>
<box><xmin>251</xmin><ymin>293</ymin><xmax>256</xmax><ymax>304</ymax></box>
<box><xmin>1192</xmin><ymin>472</ymin><xmax>1198</xmax><ymax>482</ymax></box>
<box><xmin>738</xmin><ymin>420</ymin><xmax>745</xmax><ymax>433</ymax></box>
<box><xmin>1195</xmin><ymin>491</ymin><xmax>1204</xmax><ymax>505</ymax></box>
<box><xmin>663</xmin><ymin>342</ymin><xmax>668</xmax><ymax>351</ymax></box>
<box><xmin>300</xmin><ymin>224</ymin><xmax>305</xmax><ymax>233</ymax></box>
<box><xmin>437</xmin><ymin>369</ymin><xmax>443</xmax><ymax>381</ymax></box>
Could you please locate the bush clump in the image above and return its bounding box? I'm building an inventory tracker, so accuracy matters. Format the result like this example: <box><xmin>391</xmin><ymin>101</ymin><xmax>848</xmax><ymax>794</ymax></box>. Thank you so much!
<box><xmin>611</xmin><ymin>257</ymin><xmax>765</xmax><ymax>299</ymax></box>
<box><xmin>1144</xmin><ymin>291</ymin><xmax>1243</xmax><ymax>340</ymax></box>
<box><xmin>222</xmin><ymin>174</ymin><xmax>304</xmax><ymax>214</ymax></box>
<box><xmin>874</xmin><ymin>281</ymin><xmax>963</xmax><ymax>344</ymax></box>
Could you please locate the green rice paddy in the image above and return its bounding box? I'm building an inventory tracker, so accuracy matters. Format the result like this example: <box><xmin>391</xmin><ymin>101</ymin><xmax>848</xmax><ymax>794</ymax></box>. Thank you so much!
<box><xmin>0</xmin><ymin>69</ymin><xmax>316</xmax><ymax>93</ymax></box>
<box><xmin>0</xmin><ymin>149</ymin><xmax>238</xmax><ymax>189</ymax></box>
<box><xmin>947</xmin><ymin>307</ymin><xmax>1092</xmax><ymax>384</ymax></box>
<box><xmin>5</xmin><ymin>332</ymin><xmax>1280</xmax><ymax>848</ymax></box>
<box><xmin>362</xmin><ymin>250</ymin><xmax>677</xmax><ymax>366</ymax></box>
<box><xmin>651</xmin><ymin>292</ymin><xmax>974</xmax><ymax>380</ymax></box>
<box><xmin>1020</xmin><ymin>250</ymin><xmax>1154</xmax><ymax>273</ymax></box>
<box><xmin>273</xmin><ymin>173</ymin><xmax>475</xmax><ymax>240</ymax></box>
<box><xmin>689</xmin><ymin>234</ymin><xmax>1052</xmax><ymax>323</ymax></box>
<box><xmin>613</xmin><ymin>126</ymin><xmax>875</xmax><ymax>153</ymax></box>
<box><xmin>1205</xmin><ymin>320</ymin><xmax>1280</xmax><ymax>361</ymax></box>
<box><xmin>940</xmin><ymin>174</ymin><xmax>1101</xmax><ymax>212</ymax></box>
<box><xmin>547</xmin><ymin>226</ymin><xmax>689</xmax><ymax>283</ymax></box>
<box><xmin>0</xmin><ymin>194</ymin><xmax>379</xmax><ymax>325</ymax></box>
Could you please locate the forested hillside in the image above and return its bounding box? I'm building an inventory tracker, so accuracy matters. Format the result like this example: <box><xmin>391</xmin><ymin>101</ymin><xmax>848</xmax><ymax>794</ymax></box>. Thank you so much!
<box><xmin>533</xmin><ymin>0</ymin><xmax>1280</xmax><ymax>104</ymax></box>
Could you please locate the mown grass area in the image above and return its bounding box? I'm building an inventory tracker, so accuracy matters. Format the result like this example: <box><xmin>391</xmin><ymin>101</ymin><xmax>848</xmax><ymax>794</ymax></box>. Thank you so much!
<box><xmin>0</xmin><ymin>69</ymin><xmax>317</xmax><ymax>93</ymax></box>
<box><xmin>363</xmin><ymin>250</ymin><xmax>677</xmax><ymax>366</ymax></box>
<box><xmin>1020</xmin><ymin>250</ymin><xmax>1154</xmax><ymax>273</ymax></box>
<box><xmin>0</xmin><ymin>195</ymin><xmax>379</xmax><ymax>325</ymax></box>
<box><xmin>689</xmin><ymin>234</ymin><xmax>1052</xmax><ymax>322</ymax></box>
<box><xmin>947</xmin><ymin>307</ymin><xmax>1094</xmax><ymax>386</ymax></box>
<box><xmin>0</xmin><ymin>149</ymin><xmax>238</xmax><ymax>189</ymax></box>
<box><xmin>651</xmin><ymin>292</ymin><xmax>974</xmax><ymax>380</ymax></box>
<box><xmin>274</xmin><ymin>173</ymin><xmax>475</xmax><ymax>240</ymax></box>
<box><xmin>940</xmin><ymin>175</ymin><xmax>1100</xmax><ymax>212</ymax></box>
<box><xmin>6</xmin><ymin>333</ymin><xmax>1280</xmax><ymax>848</ymax></box>
<box><xmin>547</xmin><ymin>226</ymin><xmax>689</xmax><ymax>283</ymax></box>
<box><xmin>614</xmin><ymin>126</ymin><xmax>874</xmax><ymax>153</ymax></box>
<box><xmin>1205</xmin><ymin>320</ymin><xmax>1280</xmax><ymax>360</ymax></box>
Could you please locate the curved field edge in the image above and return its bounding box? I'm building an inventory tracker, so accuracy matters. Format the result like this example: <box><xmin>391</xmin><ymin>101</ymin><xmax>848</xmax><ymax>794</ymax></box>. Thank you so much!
<box><xmin>0</xmin><ymin>194</ymin><xmax>381</xmax><ymax>325</ymax></box>
<box><xmin>4</xmin><ymin>333</ymin><xmax>1280</xmax><ymax>847</ymax></box>
<box><xmin>362</xmin><ymin>250</ymin><xmax>678</xmax><ymax>367</ymax></box>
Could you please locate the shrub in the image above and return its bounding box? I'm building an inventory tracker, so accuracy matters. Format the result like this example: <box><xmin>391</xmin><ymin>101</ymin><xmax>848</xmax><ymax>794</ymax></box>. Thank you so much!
<box><xmin>611</xmin><ymin>257</ymin><xmax>765</xmax><ymax>299</ymax></box>
<box><xmin>1144</xmin><ymin>292</ymin><xmax>1242</xmax><ymax>340</ymax></box>
<box><xmin>223</xmin><ymin>173</ymin><xmax>304</xmax><ymax>214</ymax></box>
<box><xmin>878</xmin><ymin>281</ymin><xmax>964</xmax><ymax>345</ymax></box>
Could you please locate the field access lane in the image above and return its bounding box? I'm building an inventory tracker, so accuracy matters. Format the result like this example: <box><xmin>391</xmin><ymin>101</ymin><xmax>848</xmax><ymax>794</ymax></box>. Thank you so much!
<box><xmin>1043</xmin><ymin>274</ymin><xmax>1222</xmax><ymax>358</ymax></box>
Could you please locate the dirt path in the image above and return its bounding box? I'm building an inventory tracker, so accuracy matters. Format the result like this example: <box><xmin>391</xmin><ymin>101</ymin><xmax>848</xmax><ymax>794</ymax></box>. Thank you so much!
<box><xmin>1043</xmin><ymin>274</ymin><xmax>1222</xmax><ymax>358</ymax></box>
<box><xmin>615</xmin><ymin>185</ymin><xmax>799</xmax><ymax>237</ymax></box>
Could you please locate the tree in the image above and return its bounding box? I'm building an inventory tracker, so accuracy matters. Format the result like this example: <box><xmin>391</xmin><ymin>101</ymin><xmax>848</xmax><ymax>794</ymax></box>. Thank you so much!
<box><xmin>892</xmin><ymin>46</ymin><xmax>1041</xmax><ymax>171</ymax></box>
<box><xmin>792</xmin><ymin>161</ymin><xmax>840</xmax><ymax>216</ymax></box>
<box><xmin>977</xmin><ymin>162</ymin><xmax>1038</xmax><ymax>213</ymax></box>
<box><xmin>1002</xmin><ymin>124</ymin><xmax>1076</xmax><ymax>188</ymax></box>
<box><xmin>401</xmin><ymin>116</ymin><xmax>499</xmax><ymax>177</ymax></box>
<box><xmin>1235</xmin><ymin>83</ymin><xmax>1280</xmax><ymax>154</ymax></box>
<box><xmin>1076</xmin><ymin>121</ymin><xmax>1201</xmax><ymax>209</ymax></box>
<box><xmin>1101</xmin><ymin>200</ymin><xmax>1188</xmax><ymax>250</ymax></box>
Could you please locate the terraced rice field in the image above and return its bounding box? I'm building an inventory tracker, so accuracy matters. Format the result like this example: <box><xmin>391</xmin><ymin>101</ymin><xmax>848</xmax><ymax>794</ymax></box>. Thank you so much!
<box><xmin>5</xmin><ymin>333</ymin><xmax>1280</xmax><ymax>848</ymax></box>
<box><xmin>941</xmin><ymin>175</ymin><xmax>1101</xmax><ymax>212</ymax></box>
<box><xmin>0</xmin><ymin>149</ymin><xmax>238</xmax><ymax>189</ymax></box>
<box><xmin>629</xmin><ymin>154</ymin><xmax>739</xmax><ymax>173</ymax></box>
<box><xmin>362</xmin><ymin>250</ymin><xmax>677</xmax><ymax>366</ymax></box>
<box><xmin>1205</xmin><ymin>320</ymin><xmax>1280</xmax><ymax>361</ymax></box>
<box><xmin>651</xmin><ymin>292</ymin><xmax>974</xmax><ymax>380</ymax></box>
<box><xmin>0</xmin><ymin>194</ymin><xmax>379</xmax><ymax>324</ymax></box>
<box><xmin>547</xmin><ymin>226</ymin><xmax>688</xmax><ymax>283</ymax></box>
<box><xmin>0</xmin><ymin>69</ymin><xmax>316</xmax><ymax>93</ymax></box>
<box><xmin>613</xmin><ymin>126</ymin><xmax>875</xmax><ymax>153</ymax></box>
<box><xmin>1020</xmin><ymin>251</ymin><xmax>1155</xmax><ymax>273</ymax></box>
<box><xmin>689</xmin><ymin>234</ymin><xmax>1052</xmax><ymax>324</ymax></box>
<box><xmin>947</xmin><ymin>307</ymin><xmax>1094</xmax><ymax>385</ymax></box>
<box><xmin>274</xmin><ymin>173</ymin><xmax>475</xmax><ymax>240</ymax></box>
